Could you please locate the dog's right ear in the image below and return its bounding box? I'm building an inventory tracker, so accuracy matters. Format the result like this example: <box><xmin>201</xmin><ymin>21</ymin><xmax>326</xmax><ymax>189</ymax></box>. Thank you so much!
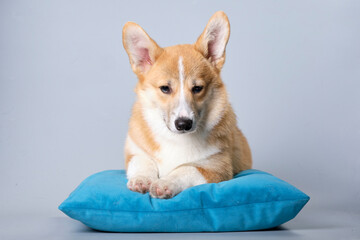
<box><xmin>122</xmin><ymin>22</ymin><xmax>163</xmax><ymax>77</ymax></box>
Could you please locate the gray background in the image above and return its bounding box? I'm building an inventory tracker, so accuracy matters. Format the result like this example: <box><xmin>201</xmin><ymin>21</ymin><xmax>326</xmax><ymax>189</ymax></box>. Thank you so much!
<box><xmin>1</xmin><ymin>0</ymin><xmax>360</xmax><ymax>239</ymax></box>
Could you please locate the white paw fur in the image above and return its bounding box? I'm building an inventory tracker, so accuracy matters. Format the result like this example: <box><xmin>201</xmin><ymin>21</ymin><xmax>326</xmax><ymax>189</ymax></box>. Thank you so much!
<box><xmin>127</xmin><ymin>175</ymin><xmax>156</xmax><ymax>194</ymax></box>
<box><xmin>149</xmin><ymin>179</ymin><xmax>181</xmax><ymax>199</ymax></box>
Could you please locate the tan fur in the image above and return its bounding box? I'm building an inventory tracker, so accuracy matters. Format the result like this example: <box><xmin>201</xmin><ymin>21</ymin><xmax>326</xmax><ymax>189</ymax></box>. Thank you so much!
<box><xmin>125</xmin><ymin>101</ymin><xmax>160</xmax><ymax>166</ymax></box>
<box><xmin>122</xmin><ymin>11</ymin><xmax>252</xmax><ymax>197</ymax></box>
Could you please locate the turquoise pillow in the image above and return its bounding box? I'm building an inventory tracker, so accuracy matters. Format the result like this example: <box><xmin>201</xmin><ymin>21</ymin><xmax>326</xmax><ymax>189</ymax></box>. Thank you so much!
<box><xmin>59</xmin><ymin>169</ymin><xmax>309</xmax><ymax>232</ymax></box>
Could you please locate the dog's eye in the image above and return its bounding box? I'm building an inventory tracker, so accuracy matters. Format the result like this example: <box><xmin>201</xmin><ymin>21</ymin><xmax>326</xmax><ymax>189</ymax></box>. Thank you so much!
<box><xmin>160</xmin><ymin>86</ymin><xmax>171</xmax><ymax>94</ymax></box>
<box><xmin>192</xmin><ymin>86</ymin><xmax>203</xmax><ymax>94</ymax></box>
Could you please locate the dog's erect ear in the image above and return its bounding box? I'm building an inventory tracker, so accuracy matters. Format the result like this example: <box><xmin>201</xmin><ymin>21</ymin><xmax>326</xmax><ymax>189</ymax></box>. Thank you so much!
<box><xmin>122</xmin><ymin>22</ymin><xmax>163</xmax><ymax>76</ymax></box>
<box><xmin>194</xmin><ymin>11</ymin><xmax>230</xmax><ymax>71</ymax></box>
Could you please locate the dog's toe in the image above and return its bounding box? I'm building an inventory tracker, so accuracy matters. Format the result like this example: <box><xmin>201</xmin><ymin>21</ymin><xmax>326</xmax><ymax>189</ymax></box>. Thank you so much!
<box><xmin>127</xmin><ymin>176</ymin><xmax>154</xmax><ymax>193</ymax></box>
<box><xmin>149</xmin><ymin>179</ymin><xmax>180</xmax><ymax>199</ymax></box>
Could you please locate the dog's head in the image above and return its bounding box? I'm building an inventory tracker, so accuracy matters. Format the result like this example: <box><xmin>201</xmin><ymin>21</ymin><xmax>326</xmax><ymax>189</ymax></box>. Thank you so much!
<box><xmin>123</xmin><ymin>11</ymin><xmax>230</xmax><ymax>134</ymax></box>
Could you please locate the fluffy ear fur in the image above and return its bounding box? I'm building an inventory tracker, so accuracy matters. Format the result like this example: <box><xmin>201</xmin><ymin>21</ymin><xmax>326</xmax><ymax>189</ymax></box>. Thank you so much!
<box><xmin>194</xmin><ymin>11</ymin><xmax>230</xmax><ymax>71</ymax></box>
<box><xmin>122</xmin><ymin>22</ymin><xmax>163</xmax><ymax>76</ymax></box>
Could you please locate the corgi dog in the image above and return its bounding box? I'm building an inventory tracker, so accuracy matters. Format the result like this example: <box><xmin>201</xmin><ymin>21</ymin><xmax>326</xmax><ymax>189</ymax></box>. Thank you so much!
<box><xmin>122</xmin><ymin>11</ymin><xmax>252</xmax><ymax>199</ymax></box>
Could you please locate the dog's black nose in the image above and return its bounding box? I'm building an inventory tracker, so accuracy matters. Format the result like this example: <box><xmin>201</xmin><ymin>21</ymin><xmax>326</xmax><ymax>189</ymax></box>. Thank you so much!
<box><xmin>175</xmin><ymin>118</ymin><xmax>193</xmax><ymax>131</ymax></box>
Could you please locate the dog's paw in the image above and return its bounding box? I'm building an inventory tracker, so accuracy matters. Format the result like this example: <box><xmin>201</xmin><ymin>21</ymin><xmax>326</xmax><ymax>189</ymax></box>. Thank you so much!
<box><xmin>127</xmin><ymin>176</ymin><xmax>155</xmax><ymax>194</ymax></box>
<box><xmin>149</xmin><ymin>179</ymin><xmax>181</xmax><ymax>199</ymax></box>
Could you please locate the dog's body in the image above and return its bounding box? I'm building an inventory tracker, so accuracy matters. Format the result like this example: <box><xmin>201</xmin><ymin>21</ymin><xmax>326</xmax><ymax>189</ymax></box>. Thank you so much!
<box><xmin>122</xmin><ymin>11</ymin><xmax>252</xmax><ymax>199</ymax></box>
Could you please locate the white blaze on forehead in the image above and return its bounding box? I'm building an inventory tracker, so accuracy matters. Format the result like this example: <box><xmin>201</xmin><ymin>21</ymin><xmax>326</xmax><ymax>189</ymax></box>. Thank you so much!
<box><xmin>178</xmin><ymin>57</ymin><xmax>185</xmax><ymax>107</ymax></box>
<box><xmin>176</xmin><ymin>56</ymin><xmax>192</xmax><ymax>118</ymax></box>
<box><xmin>178</xmin><ymin>56</ymin><xmax>185</xmax><ymax>90</ymax></box>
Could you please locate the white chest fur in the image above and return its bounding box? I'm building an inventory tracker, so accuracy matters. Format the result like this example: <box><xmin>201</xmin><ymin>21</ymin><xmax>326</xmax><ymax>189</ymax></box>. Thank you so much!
<box><xmin>154</xmin><ymin>134</ymin><xmax>219</xmax><ymax>177</ymax></box>
<box><xmin>140</xmin><ymin>104</ymin><xmax>220</xmax><ymax>177</ymax></box>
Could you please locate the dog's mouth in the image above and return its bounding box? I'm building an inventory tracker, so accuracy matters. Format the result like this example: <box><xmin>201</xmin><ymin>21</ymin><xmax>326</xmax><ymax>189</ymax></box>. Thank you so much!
<box><xmin>174</xmin><ymin>128</ymin><xmax>196</xmax><ymax>134</ymax></box>
<box><xmin>165</xmin><ymin>124</ymin><xmax>196</xmax><ymax>134</ymax></box>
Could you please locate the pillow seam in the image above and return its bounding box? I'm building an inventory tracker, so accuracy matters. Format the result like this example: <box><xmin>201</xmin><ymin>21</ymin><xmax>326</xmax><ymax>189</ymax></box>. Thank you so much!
<box><xmin>60</xmin><ymin>197</ymin><xmax>309</xmax><ymax>213</ymax></box>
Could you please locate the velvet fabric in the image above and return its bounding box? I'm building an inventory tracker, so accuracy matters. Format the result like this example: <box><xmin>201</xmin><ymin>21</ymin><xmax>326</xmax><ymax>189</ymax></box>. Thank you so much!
<box><xmin>59</xmin><ymin>169</ymin><xmax>309</xmax><ymax>232</ymax></box>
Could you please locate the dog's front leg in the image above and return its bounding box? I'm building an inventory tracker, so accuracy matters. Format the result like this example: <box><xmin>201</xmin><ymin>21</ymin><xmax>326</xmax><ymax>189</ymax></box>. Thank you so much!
<box><xmin>149</xmin><ymin>153</ymin><xmax>232</xmax><ymax>199</ymax></box>
<box><xmin>127</xmin><ymin>155</ymin><xmax>159</xmax><ymax>194</ymax></box>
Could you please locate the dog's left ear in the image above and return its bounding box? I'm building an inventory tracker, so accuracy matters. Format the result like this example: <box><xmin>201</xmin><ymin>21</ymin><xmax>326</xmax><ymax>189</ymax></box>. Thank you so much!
<box><xmin>194</xmin><ymin>11</ymin><xmax>230</xmax><ymax>71</ymax></box>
